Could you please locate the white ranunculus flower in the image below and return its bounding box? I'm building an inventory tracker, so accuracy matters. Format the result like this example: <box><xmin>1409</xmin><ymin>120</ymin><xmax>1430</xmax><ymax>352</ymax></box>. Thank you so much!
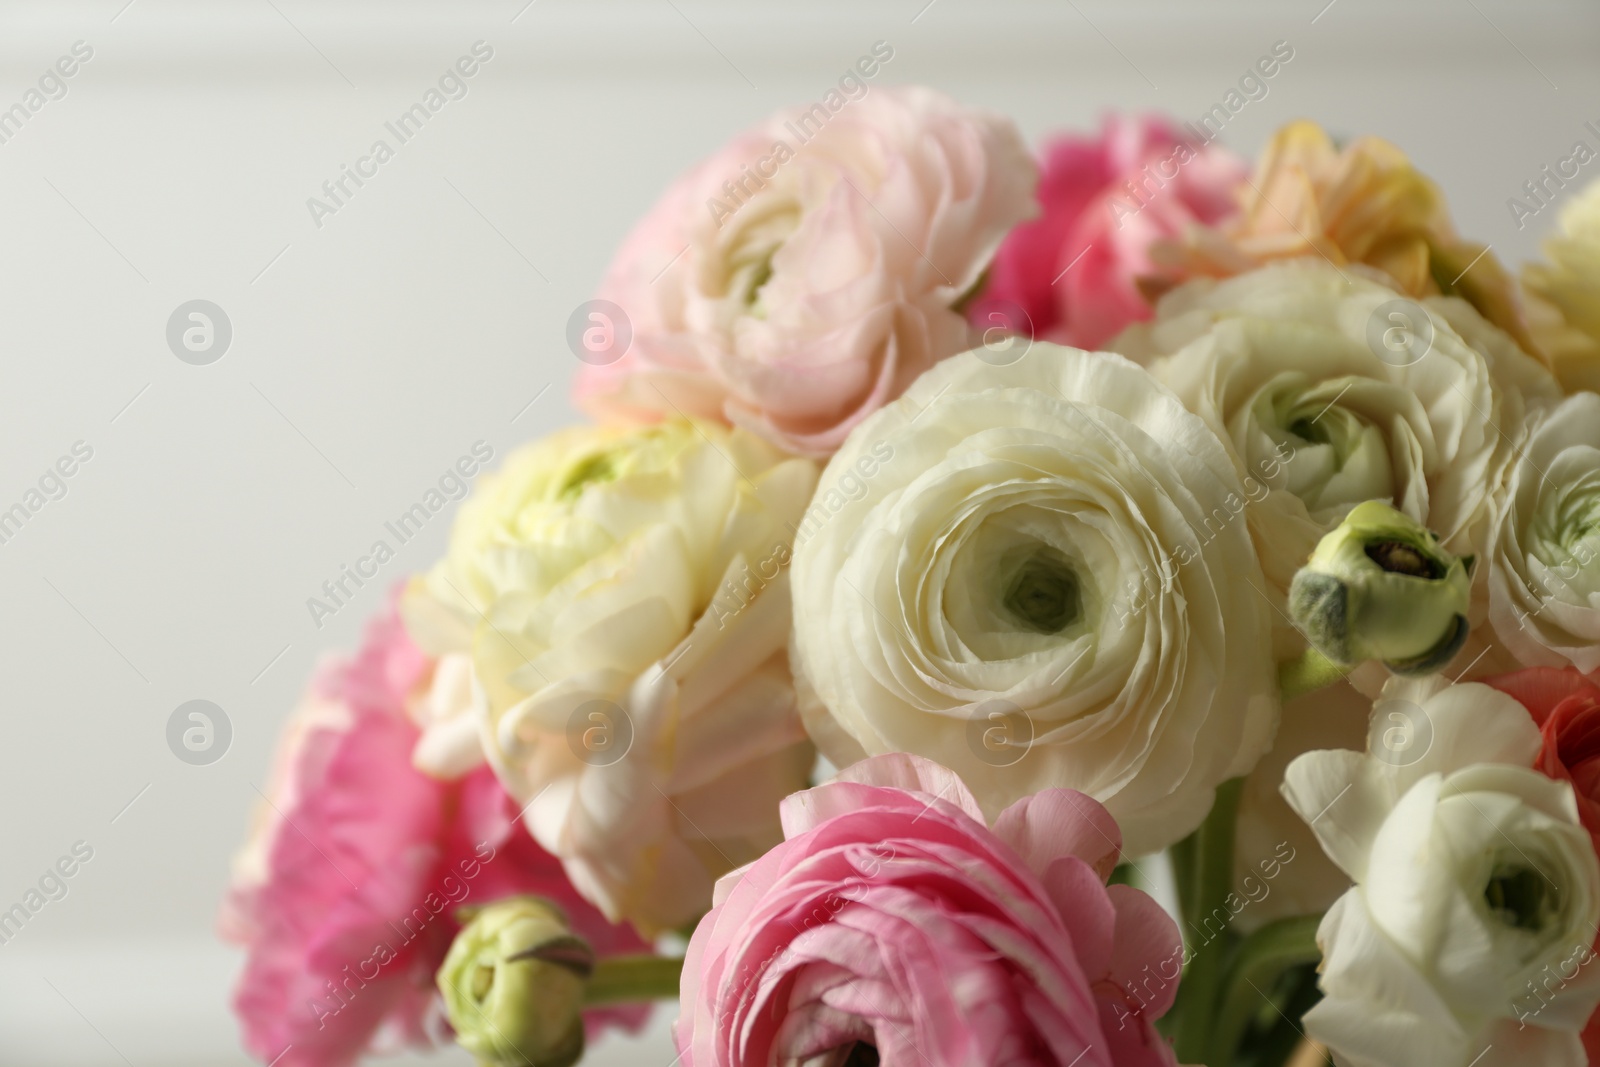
<box><xmin>1113</xmin><ymin>261</ymin><xmax>1559</xmax><ymax>657</ymax></box>
<box><xmin>404</xmin><ymin>420</ymin><xmax>819</xmax><ymax>935</ymax></box>
<box><xmin>1488</xmin><ymin>392</ymin><xmax>1600</xmax><ymax>672</ymax></box>
<box><xmin>789</xmin><ymin>344</ymin><xmax>1279</xmax><ymax>853</ymax></box>
<box><xmin>1282</xmin><ymin>675</ymin><xmax>1600</xmax><ymax>1067</ymax></box>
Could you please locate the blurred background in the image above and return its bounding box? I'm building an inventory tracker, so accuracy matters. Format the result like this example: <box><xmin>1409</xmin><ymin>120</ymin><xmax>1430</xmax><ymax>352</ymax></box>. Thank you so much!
<box><xmin>0</xmin><ymin>0</ymin><xmax>1595</xmax><ymax>1062</ymax></box>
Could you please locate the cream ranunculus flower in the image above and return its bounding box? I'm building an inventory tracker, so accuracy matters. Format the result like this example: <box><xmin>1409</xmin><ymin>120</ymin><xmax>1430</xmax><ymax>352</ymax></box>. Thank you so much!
<box><xmin>1488</xmin><ymin>392</ymin><xmax>1600</xmax><ymax>672</ymax></box>
<box><xmin>1114</xmin><ymin>260</ymin><xmax>1559</xmax><ymax>657</ymax></box>
<box><xmin>403</xmin><ymin>421</ymin><xmax>819</xmax><ymax>936</ymax></box>
<box><xmin>788</xmin><ymin>344</ymin><xmax>1279</xmax><ymax>854</ymax></box>
<box><xmin>1282</xmin><ymin>675</ymin><xmax>1600</xmax><ymax>1067</ymax></box>
<box><xmin>1524</xmin><ymin>177</ymin><xmax>1600</xmax><ymax>394</ymax></box>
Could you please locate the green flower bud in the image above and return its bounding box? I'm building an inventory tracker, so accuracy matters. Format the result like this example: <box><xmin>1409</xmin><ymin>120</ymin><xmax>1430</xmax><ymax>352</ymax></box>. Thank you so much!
<box><xmin>1288</xmin><ymin>500</ymin><xmax>1473</xmax><ymax>676</ymax></box>
<box><xmin>437</xmin><ymin>897</ymin><xmax>595</xmax><ymax>1067</ymax></box>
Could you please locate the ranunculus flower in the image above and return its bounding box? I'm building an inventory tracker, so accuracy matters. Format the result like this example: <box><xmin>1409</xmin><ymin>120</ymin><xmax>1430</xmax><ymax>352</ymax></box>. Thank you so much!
<box><xmin>1487</xmin><ymin>392</ymin><xmax>1600</xmax><ymax>672</ymax></box>
<box><xmin>968</xmin><ymin>113</ymin><xmax>1244</xmax><ymax>350</ymax></box>
<box><xmin>1114</xmin><ymin>260</ymin><xmax>1557</xmax><ymax>657</ymax></box>
<box><xmin>220</xmin><ymin>600</ymin><xmax>647</xmax><ymax>1067</ymax></box>
<box><xmin>1523</xmin><ymin>176</ymin><xmax>1600</xmax><ymax>394</ymax></box>
<box><xmin>1151</xmin><ymin>119</ymin><xmax>1542</xmax><ymax>359</ymax></box>
<box><xmin>404</xmin><ymin>420</ymin><xmax>818</xmax><ymax>935</ymax></box>
<box><xmin>789</xmin><ymin>344</ymin><xmax>1278</xmax><ymax>854</ymax></box>
<box><xmin>1282</xmin><ymin>675</ymin><xmax>1600</xmax><ymax>1067</ymax></box>
<box><xmin>573</xmin><ymin>85</ymin><xmax>1037</xmax><ymax>458</ymax></box>
<box><xmin>676</xmin><ymin>753</ymin><xmax>1182</xmax><ymax>1067</ymax></box>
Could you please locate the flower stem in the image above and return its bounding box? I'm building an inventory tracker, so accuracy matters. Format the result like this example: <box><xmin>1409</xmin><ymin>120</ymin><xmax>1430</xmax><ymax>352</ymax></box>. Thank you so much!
<box><xmin>1278</xmin><ymin>647</ymin><xmax>1350</xmax><ymax>703</ymax></box>
<box><xmin>1108</xmin><ymin>861</ymin><xmax>1143</xmax><ymax>890</ymax></box>
<box><xmin>583</xmin><ymin>955</ymin><xmax>684</xmax><ymax>1007</ymax></box>
<box><xmin>1206</xmin><ymin>915</ymin><xmax>1323</xmax><ymax>1065</ymax></box>
<box><xmin>1170</xmin><ymin>777</ymin><xmax>1245</xmax><ymax>1063</ymax></box>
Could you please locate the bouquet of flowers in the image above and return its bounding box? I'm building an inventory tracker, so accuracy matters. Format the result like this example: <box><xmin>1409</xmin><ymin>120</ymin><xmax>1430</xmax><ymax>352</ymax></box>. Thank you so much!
<box><xmin>221</xmin><ymin>82</ymin><xmax>1600</xmax><ymax>1067</ymax></box>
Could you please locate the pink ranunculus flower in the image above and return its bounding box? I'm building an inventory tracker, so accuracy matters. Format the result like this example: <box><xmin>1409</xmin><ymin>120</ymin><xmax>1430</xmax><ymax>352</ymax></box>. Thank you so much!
<box><xmin>220</xmin><ymin>597</ymin><xmax>649</xmax><ymax>1067</ymax></box>
<box><xmin>676</xmin><ymin>754</ymin><xmax>1181</xmax><ymax>1067</ymax></box>
<box><xmin>968</xmin><ymin>114</ymin><xmax>1245</xmax><ymax>350</ymax></box>
<box><xmin>573</xmin><ymin>83</ymin><xmax>1037</xmax><ymax>458</ymax></box>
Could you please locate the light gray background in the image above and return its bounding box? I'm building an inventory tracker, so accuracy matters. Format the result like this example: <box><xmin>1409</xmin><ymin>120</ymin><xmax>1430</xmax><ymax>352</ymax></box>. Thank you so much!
<box><xmin>0</xmin><ymin>0</ymin><xmax>1594</xmax><ymax>1063</ymax></box>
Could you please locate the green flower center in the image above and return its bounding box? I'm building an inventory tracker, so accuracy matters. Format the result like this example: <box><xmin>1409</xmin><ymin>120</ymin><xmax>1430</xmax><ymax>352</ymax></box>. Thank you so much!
<box><xmin>1002</xmin><ymin>548</ymin><xmax>1082</xmax><ymax>634</ymax></box>
<box><xmin>470</xmin><ymin>962</ymin><xmax>496</xmax><ymax>1001</ymax></box>
<box><xmin>1365</xmin><ymin>539</ymin><xmax>1441</xmax><ymax>579</ymax></box>
<box><xmin>1252</xmin><ymin>379</ymin><xmax>1395</xmax><ymax>519</ymax></box>
<box><xmin>556</xmin><ymin>451</ymin><xmax>620</xmax><ymax>500</ymax></box>
<box><xmin>1484</xmin><ymin>864</ymin><xmax>1559</xmax><ymax>932</ymax></box>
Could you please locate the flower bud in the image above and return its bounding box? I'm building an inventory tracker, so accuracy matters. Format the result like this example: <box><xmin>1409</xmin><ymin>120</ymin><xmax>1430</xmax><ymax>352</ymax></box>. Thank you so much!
<box><xmin>437</xmin><ymin>897</ymin><xmax>595</xmax><ymax>1067</ymax></box>
<box><xmin>1288</xmin><ymin>501</ymin><xmax>1472</xmax><ymax>675</ymax></box>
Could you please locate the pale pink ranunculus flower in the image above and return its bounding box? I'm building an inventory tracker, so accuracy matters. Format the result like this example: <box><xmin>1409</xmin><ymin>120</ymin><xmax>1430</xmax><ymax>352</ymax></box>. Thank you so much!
<box><xmin>967</xmin><ymin>114</ymin><xmax>1244</xmax><ymax>351</ymax></box>
<box><xmin>220</xmin><ymin>597</ymin><xmax>648</xmax><ymax>1067</ymax></box>
<box><xmin>573</xmin><ymin>85</ymin><xmax>1037</xmax><ymax>458</ymax></box>
<box><xmin>676</xmin><ymin>754</ymin><xmax>1181</xmax><ymax>1067</ymax></box>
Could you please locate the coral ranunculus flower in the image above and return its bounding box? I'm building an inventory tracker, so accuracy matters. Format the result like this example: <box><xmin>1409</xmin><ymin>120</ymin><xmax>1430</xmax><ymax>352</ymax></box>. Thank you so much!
<box><xmin>1153</xmin><ymin>120</ymin><xmax>1542</xmax><ymax>360</ymax></box>
<box><xmin>1486</xmin><ymin>666</ymin><xmax>1600</xmax><ymax>854</ymax></box>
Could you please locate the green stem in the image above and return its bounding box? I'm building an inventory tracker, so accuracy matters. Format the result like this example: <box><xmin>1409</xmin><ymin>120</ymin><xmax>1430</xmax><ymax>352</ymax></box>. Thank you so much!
<box><xmin>1207</xmin><ymin>915</ymin><xmax>1323</xmax><ymax>1066</ymax></box>
<box><xmin>583</xmin><ymin>955</ymin><xmax>684</xmax><ymax>1007</ymax></box>
<box><xmin>1253</xmin><ymin>965</ymin><xmax>1326</xmax><ymax>1067</ymax></box>
<box><xmin>1171</xmin><ymin>777</ymin><xmax>1245</xmax><ymax>1064</ymax></box>
<box><xmin>1108</xmin><ymin>861</ymin><xmax>1143</xmax><ymax>891</ymax></box>
<box><xmin>1277</xmin><ymin>648</ymin><xmax>1350</xmax><ymax>703</ymax></box>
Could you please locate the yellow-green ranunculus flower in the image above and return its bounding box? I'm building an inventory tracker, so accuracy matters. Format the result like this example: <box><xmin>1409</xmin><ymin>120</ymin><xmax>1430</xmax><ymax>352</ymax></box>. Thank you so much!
<box><xmin>404</xmin><ymin>420</ymin><xmax>818</xmax><ymax>936</ymax></box>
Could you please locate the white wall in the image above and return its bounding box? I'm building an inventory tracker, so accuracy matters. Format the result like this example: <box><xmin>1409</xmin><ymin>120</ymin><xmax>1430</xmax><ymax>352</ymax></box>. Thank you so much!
<box><xmin>0</xmin><ymin>0</ymin><xmax>1595</xmax><ymax>1062</ymax></box>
